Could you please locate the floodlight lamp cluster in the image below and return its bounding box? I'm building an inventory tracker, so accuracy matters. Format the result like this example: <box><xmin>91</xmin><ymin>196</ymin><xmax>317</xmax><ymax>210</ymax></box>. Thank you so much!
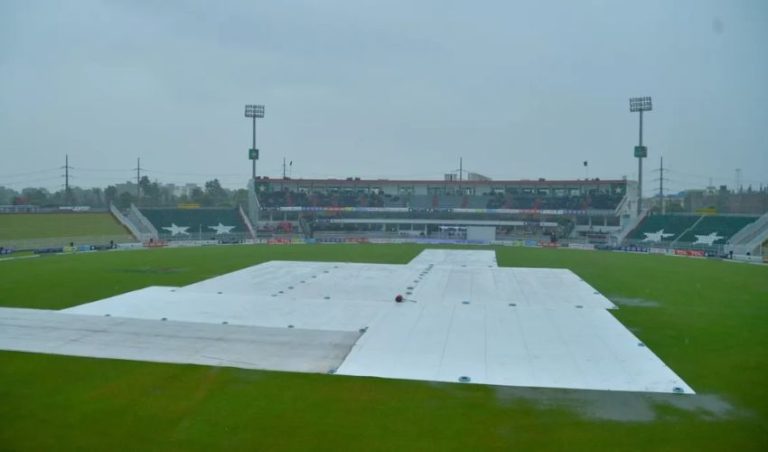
<box><xmin>245</xmin><ymin>104</ymin><xmax>265</xmax><ymax>118</ymax></box>
<box><xmin>629</xmin><ymin>97</ymin><xmax>652</xmax><ymax>112</ymax></box>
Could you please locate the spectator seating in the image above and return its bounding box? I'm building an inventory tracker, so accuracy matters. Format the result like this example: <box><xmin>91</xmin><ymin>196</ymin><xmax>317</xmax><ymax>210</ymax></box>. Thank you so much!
<box><xmin>140</xmin><ymin>208</ymin><xmax>247</xmax><ymax>240</ymax></box>
<box><xmin>676</xmin><ymin>215</ymin><xmax>758</xmax><ymax>245</ymax></box>
<box><xmin>259</xmin><ymin>189</ymin><xmax>621</xmax><ymax>211</ymax></box>
<box><xmin>486</xmin><ymin>193</ymin><xmax>622</xmax><ymax>210</ymax></box>
<box><xmin>625</xmin><ymin>215</ymin><xmax>700</xmax><ymax>242</ymax></box>
<box><xmin>626</xmin><ymin>214</ymin><xmax>759</xmax><ymax>245</ymax></box>
<box><xmin>258</xmin><ymin>190</ymin><xmax>385</xmax><ymax>208</ymax></box>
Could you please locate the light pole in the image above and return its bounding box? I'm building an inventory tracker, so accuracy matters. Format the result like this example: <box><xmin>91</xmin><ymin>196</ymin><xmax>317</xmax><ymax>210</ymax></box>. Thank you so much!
<box><xmin>629</xmin><ymin>96</ymin><xmax>652</xmax><ymax>215</ymax></box>
<box><xmin>244</xmin><ymin>104</ymin><xmax>265</xmax><ymax>180</ymax></box>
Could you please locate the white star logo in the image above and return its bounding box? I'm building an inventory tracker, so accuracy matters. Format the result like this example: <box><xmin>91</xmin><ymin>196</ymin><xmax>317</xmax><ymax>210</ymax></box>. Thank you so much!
<box><xmin>162</xmin><ymin>223</ymin><xmax>190</xmax><ymax>236</ymax></box>
<box><xmin>642</xmin><ymin>229</ymin><xmax>674</xmax><ymax>242</ymax></box>
<box><xmin>693</xmin><ymin>232</ymin><xmax>724</xmax><ymax>246</ymax></box>
<box><xmin>209</xmin><ymin>223</ymin><xmax>236</xmax><ymax>235</ymax></box>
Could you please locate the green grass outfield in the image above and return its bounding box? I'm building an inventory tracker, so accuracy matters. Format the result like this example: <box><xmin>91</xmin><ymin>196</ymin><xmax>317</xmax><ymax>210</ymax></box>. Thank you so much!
<box><xmin>0</xmin><ymin>212</ymin><xmax>132</xmax><ymax>241</ymax></box>
<box><xmin>1</xmin><ymin>244</ymin><xmax>766</xmax><ymax>451</ymax></box>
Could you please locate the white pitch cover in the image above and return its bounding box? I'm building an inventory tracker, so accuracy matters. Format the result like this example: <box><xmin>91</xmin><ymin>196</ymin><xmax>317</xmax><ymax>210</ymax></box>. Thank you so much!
<box><xmin>0</xmin><ymin>249</ymin><xmax>692</xmax><ymax>393</ymax></box>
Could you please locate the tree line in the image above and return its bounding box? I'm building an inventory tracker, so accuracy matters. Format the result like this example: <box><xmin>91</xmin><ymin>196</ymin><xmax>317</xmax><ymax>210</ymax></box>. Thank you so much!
<box><xmin>0</xmin><ymin>177</ymin><xmax>249</xmax><ymax>209</ymax></box>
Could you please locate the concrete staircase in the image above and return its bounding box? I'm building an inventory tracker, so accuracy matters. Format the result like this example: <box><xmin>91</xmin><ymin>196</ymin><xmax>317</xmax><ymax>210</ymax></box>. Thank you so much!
<box><xmin>110</xmin><ymin>203</ymin><xmax>148</xmax><ymax>242</ymax></box>
<box><xmin>726</xmin><ymin>211</ymin><xmax>768</xmax><ymax>255</ymax></box>
<box><xmin>127</xmin><ymin>204</ymin><xmax>158</xmax><ymax>240</ymax></box>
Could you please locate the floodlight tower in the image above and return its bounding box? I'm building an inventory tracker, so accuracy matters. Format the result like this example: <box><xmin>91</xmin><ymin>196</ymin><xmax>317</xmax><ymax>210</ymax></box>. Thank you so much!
<box><xmin>629</xmin><ymin>96</ymin><xmax>652</xmax><ymax>215</ymax></box>
<box><xmin>244</xmin><ymin>104</ymin><xmax>265</xmax><ymax>180</ymax></box>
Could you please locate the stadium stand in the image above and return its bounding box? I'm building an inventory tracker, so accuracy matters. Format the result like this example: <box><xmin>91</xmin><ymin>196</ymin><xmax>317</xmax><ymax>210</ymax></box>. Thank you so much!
<box><xmin>257</xmin><ymin>183</ymin><xmax>625</xmax><ymax>212</ymax></box>
<box><xmin>624</xmin><ymin>214</ymin><xmax>700</xmax><ymax>243</ymax></box>
<box><xmin>260</xmin><ymin>189</ymin><xmax>626</xmax><ymax>211</ymax></box>
<box><xmin>485</xmin><ymin>192</ymin><xmax>623</xmax><ymax>210</ymax></box>
<box><xmin>258</xmin><ymin>190</ymin><xmax>385</xmax><ymax>209</ymax></box>
<box><xmin>251</xmin><ymin>178</ymin><xmax>633</xmax><ymax>243</ymax></box>
<box><xmin>139</xmin><ymin>208</ymin><xmax>250</xmax><ymax>241</ymax></box>
<box><xmin>676</xmin><ymin>215</ymin><xmax>759</xmax><ymax>245</ymax></box>
<box><xmin>624</xmin><ymin>214</ymin><xmax>761</xmax><ymax>248</ymax></box>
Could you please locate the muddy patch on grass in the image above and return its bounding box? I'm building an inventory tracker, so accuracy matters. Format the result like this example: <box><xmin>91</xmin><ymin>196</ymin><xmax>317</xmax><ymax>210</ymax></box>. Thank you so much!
<box><xmin>610</xmin><ymin>297</ymin><xmax>660</xmax><ymax>308</ymax></box>
<box><xmin>494</xmin><ymin>386</ymin><xmax>739</xmax><ymax>422</ymax></box>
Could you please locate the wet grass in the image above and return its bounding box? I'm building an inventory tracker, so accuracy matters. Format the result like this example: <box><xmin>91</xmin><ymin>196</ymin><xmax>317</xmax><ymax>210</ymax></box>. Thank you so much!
<box><xmin>1</xmin><ymin>244</ymin><xmax>766</xmax><ymax>450</ymax></box>
<box><xmin>0</xmin><ymin>213</ymin><xmax>130</xmax><ymax>240</ymax></box>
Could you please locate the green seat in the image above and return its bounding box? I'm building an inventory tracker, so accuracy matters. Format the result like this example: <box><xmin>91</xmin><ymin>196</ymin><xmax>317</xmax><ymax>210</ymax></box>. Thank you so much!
<box><xmin>626</xmin><ymin>215</ymin><xmax>699</xmax><ymax>242</ymax></box>
<box><xmin>140</xmin><ymin>208</ymin><xmax>246</xmax><ymax>240</ymax></box>
<box><xmin>677</xmin><ymin>216</ymin><xmax>758</xmax><ymax>245</ymax></box>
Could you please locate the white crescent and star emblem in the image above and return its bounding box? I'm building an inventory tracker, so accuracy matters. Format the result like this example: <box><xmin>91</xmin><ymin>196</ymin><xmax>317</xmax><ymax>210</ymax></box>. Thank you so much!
<box><xmin>161</xmin><ymin>223</ymin><xmax>190</xmax><ymax>236</ymax></box>
<box><xmin>693</xmin><ymin>232</ymin><xmax>724</xmax><ymax>246</ymax></box>
<box><xmin>161</xmin><ymin>223</ymin><xmax>236</xmax><ymax>235</ymax></box>
<box><xmin>642</xmin><ymin>229</ymin><xmax>674</xmax><ymax>242</ymax></box>
<box><xmin>209</xmin><ymin>223</ymin><xmax>236</xmax><ymax>234</ymax></box>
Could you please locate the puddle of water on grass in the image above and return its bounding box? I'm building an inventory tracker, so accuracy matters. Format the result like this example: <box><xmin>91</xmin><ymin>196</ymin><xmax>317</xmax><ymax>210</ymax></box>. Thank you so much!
<box><xmin>610</xmin><ymin>297</ymin><xmax>660</xmax><ymax>308</ymax></box>
<box><xmin>493</xmin><ymin>386</ymin><xmax>738</xmax><ymax>422</ymax></box>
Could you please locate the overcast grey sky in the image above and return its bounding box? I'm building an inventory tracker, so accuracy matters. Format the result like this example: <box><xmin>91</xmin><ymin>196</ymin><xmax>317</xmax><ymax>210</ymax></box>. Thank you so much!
<box><xmin>1</xmin><ymin>0</ymin><xmax>766</xmax><ymax>195</ymax></box>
